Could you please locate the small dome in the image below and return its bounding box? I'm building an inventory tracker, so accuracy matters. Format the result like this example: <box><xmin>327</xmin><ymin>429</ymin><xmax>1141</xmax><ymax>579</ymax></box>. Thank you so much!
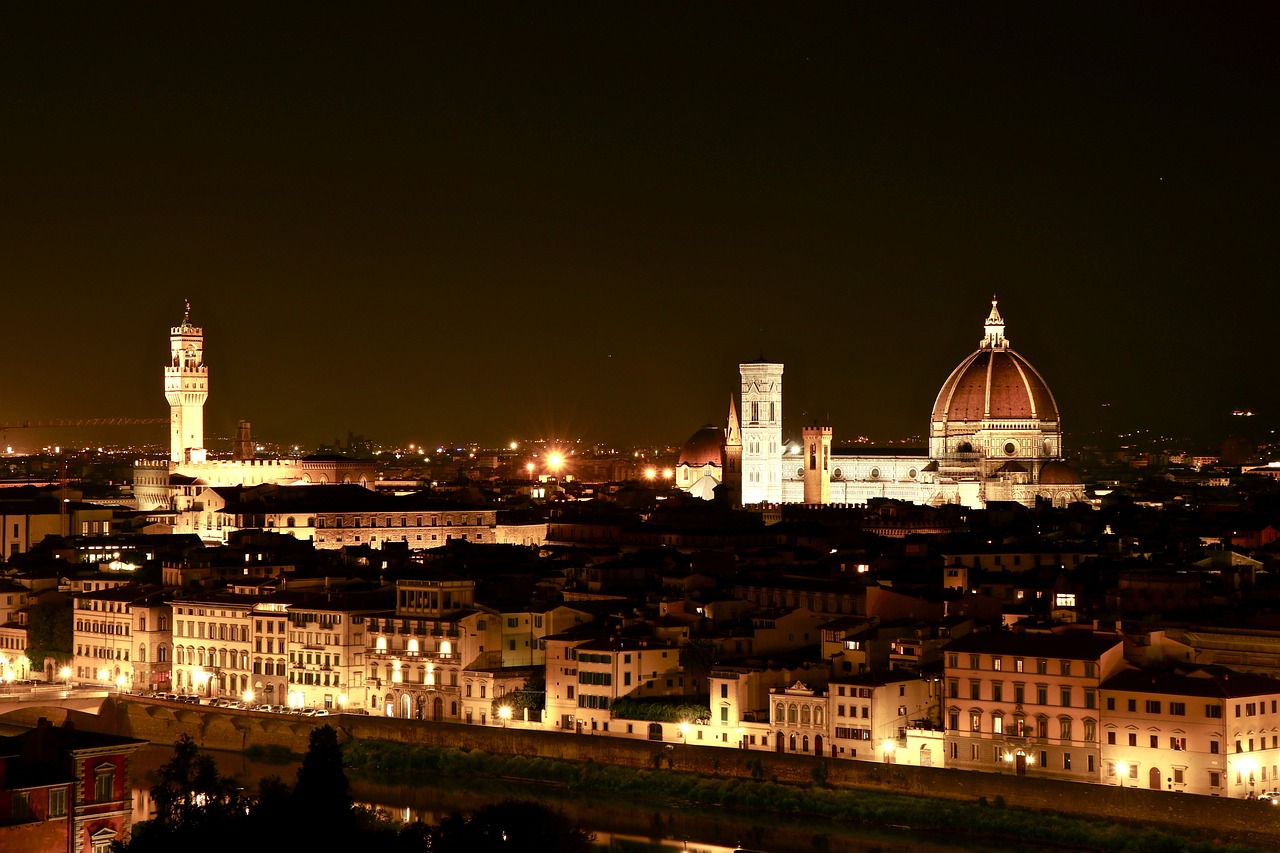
<box><xmin>677</xmin><ymin>425</ymin><xmax>724</xmax><ymax>468</ymax></box>
<box><xmin>1038</xmin><ymin>460</ymin><xmax>1081</xmax><ymax>485</ymax></box>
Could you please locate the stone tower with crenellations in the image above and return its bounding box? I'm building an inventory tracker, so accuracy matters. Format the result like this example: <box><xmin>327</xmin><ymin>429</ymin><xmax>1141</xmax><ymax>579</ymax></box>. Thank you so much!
<box><xmin>164</xmin><ymin>301</ymin><xmax>208</xmax><ymax>464</ymax></box>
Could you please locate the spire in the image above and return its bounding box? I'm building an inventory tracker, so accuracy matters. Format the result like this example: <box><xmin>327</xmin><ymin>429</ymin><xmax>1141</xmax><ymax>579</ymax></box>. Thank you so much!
<box><xmin>182</xmin><ymin>298</ymin><xmax>191</xmax><ymax>326</ymax></box>
<box><xmin>981</xmin><ymin>294</ymin><xmax>1008</xmax><ymax>349</ymax></box>
<box><xmin>726</xmin><ymin>395</ymin><xmax>741</xmax><ymax>445</ymax></box>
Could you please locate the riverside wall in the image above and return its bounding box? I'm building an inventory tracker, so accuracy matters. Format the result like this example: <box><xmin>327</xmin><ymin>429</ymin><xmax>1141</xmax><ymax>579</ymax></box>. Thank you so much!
<box><xmin>17</xmin><ymin>698</ymin><xmax>1280</xmax><ymax>846</ymax></box>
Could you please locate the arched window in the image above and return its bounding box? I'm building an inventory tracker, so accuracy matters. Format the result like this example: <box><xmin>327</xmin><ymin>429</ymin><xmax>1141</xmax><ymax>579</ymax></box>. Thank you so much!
<box><xmin>158</xmin><ymin>615</ymin><xmax>168</xmax><ymax>631</ymax></box>
<box><xmin>775</xmin><ymin>702</ymin><xmax>785</xmax><ymax>723</ymax></box>
<box><xmin>176</xmin><ymin>647</ymin><xmax>185</xmax><ymax>665</ymax></box>
<box><xmin>789</xmin><ymin>733</ymin><xmax>797</xmax><ymax>751</ymax></box>
<box><xmin>814</xmin><ymin>706</ymin><xmax>824</xmax><ymax>727</ymax></box>
<box><xmin>788</xmin><ymin>704</ymin><xmax>798</xmax><ymax>724</ymax></box>
<box><xmin>137</xmin><ymin>645</ymin><xmax>147</xmax><ymax>663</ymax></box>
<box><xmin>803</xmin><ymin>735</ymin><xmax>810</xmax><ymax>752</ymax></box>
<box><xmin>800</xmin><ymin>705</ymin><xmax>811</xmax><ymax>725</ymax></box>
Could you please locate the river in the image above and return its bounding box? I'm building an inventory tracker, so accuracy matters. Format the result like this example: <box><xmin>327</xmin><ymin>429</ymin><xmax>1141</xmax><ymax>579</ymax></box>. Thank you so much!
<box><xmin>126</xmin><ymin>743</ymin><xmax>1055</xmax><ymax>853</ymax></box>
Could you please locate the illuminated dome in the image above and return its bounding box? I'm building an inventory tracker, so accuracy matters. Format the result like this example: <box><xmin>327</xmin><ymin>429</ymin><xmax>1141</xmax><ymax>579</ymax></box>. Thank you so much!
<box><xmin>928</xmin><ymin>298</ymin><xmax>1064</xmax><ymax>481</ymax></box>
<box><xmin>677</xmin><ymin>425</ymin><xmax>724</xmax><ymax>468</ymax></box>
<box><xmin>931</xmin><ymin>302</ymin><xmax>1059</xmax><ymax>425</ymax></box>
<box><xmin>1038</xmin><ymin>460</ymin><xmax>1081</xmax><ymax>485</ymax></box>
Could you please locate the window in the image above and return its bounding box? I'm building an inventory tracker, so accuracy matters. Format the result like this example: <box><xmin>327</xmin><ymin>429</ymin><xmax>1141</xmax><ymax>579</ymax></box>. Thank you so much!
<box><xmin>11</xmin><ymin>790</ymin><xmax>30</xmax><ymax>820</ymax></box>
<box><xmin>94</xmin><ymin>764</ymin><xmax>115</xmax><ymax>803</ymax></box>
<box><xmin>1169</xmin><ymin>702</ymin><xmax>1185</xmax><ymax>716</ymax></box>
<box><xmin>1060</xmin><ymin>687</ymin><xmax>1071</xmax><ymax>707</ymax></box>
<box><xmin>1084</xmin><ymin>690</ymin><xmax>1096</xmax><ymax>710</ymax></box>
<box><xmin>1013</xmin><ymin>684</ymin><xmax>1025</xmax><ymax>705</ymax></box>
<box><xmin>1210</xmin><ymin>740</ymin><xmax>1220</xmax><ymax>754</ymax></box>
<box><xmin>969</xmin><ymin>681</ymin><xmax>981</xmax><ymax>700</ymax></box>
<box><xmin>1083</xmin><ymin>720</ymin><xmax>1095</xmax><ymax>742</ymax></box>
<box><xmin>992</xmin><ymin>683</ymin><xmax>1003</xmax><ymax>703</ymax></box>
<box><xmin>992</xmin><ymin>715</ymin><xmax>1004</xmax><ymax>734</ymax></box>
<box><xmin>1206</xmin><ymin>704</ymin><xmax>1222</xmax><ymax>719</ymax></box>
<box><xmin>49</xmin><ymin>786</ymin><xmax>67</xmax><ymax>817</ymax></box>
<box><xmin>1063</xmin><ymin>753</ymin><xmax>1072</xmax><ymax>770</ymax></box>
<box><xmin>1036</xmin><ymin>686</ymin><xmax>1047</xmax><ymax>705</ymax></box>
<box><xmin>992</xmin><ymin>657</ymin><xmax>1002</xmax><ymax>671</ymax></box>
<box><xmin>1107</xmin><ymin>731</ymin><xmax>1116</xmax><ymax>745</ymax></box>
<box><xmin>948</xmin><ymin>680</ymin><xmax>959</xmax><ymax>699</ymax></box>
<box><xmin>1014</xmin><ymin>658</ymin><xmax>1024</xmax><ymax>673</ymax></box>
<box><xmin>1059</xmin><ymin>661</ymin><xmax>1071</xmax><ymax>677</ymax></box>
<box><xmin>970</xmin><ymin>712</ymin><xmax>981</xmax><ymax>732</ymax></box>
<box><xmin>1145</xmin><ymin>700</ymin><xmax>1162</xmax><ymax>715</ymax></box>
<box><xmin>1170</xmin><ymin>737</ymin><xmax>1186</xmax><ymax>751</ymax></box>
<box><xmin>1036</xmin><ymin>659</ymin><xmax>1047</xmax><ymax>675</ymax></box>
<box><xmin>1128</xmin><ymin>733</ymin><xmax>1137</xmax><ymax>747</ymax></box>
<box><xmin>1150</xmin><ymin>735</ymin><xmax>1158</xmax><ymax>749</ymax></box>
<box><xmin>1059</xmin><ymin>719</ymin><xmax>1072</xmax><ymax>740</ymax></box>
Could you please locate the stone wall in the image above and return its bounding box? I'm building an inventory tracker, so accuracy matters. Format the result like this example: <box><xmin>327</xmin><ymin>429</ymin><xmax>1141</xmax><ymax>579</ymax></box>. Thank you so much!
<box><xmin>55</xmin><ymin>699</ymin><xmax>1280</xmax><ymax>845</ymax></box>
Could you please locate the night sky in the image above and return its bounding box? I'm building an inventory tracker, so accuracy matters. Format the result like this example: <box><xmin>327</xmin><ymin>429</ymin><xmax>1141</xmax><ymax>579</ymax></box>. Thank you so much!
<box><xmin>2</xmin><ymin>6</ymin><xmax>1277</xmax><ymax>453</ymax></box>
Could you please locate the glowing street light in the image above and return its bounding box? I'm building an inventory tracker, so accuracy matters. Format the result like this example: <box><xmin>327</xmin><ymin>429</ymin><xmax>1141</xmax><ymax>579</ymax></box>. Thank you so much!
<box><xmin>59</xmin><ymin>666</ymin><xmax>71</xmax><ymax>688</ymax></box>
<box><xmin>547</xmin><ymin>452</ymin><xmax>565</xmax><ymax>476</ymax></box>
<box><xmin>243</xmin><ymin>689</ymin><xmax>255</xmax><ymax>708</ymax></box>
<box><xmin>498</xmin><ymin>705</ymin><xmax>512</xmax><ymax>727</ymax></box>
<box><xmin>1116</xmin><ymin>761</ymin><xmax>1129</xmax><ymax>787</ymax></box>
<box><xmin>679</xmin><ymin>722</ymin><xmax>691</xmax><ymax>742</ymax></box>
<box><xmin>115</xmin><ymin>674</ymin><xmax>128</xmax><ymax>694</ymax></box>
<box><xmin>644</xmin><ymin>467</ymin><xmax>657</xmax><ymax>481</ymax></box>
<box><xmin>881</xmin><ymin>739</ymin><xmax>896</xmax><ymax>764</ymax></box>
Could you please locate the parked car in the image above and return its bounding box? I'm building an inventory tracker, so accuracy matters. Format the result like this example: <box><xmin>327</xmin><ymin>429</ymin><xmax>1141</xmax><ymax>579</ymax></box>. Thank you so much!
<box><xmin>1259</xmin><ymin>791</ymin><xmax>1280</xmax><ymax>805</ymax></box>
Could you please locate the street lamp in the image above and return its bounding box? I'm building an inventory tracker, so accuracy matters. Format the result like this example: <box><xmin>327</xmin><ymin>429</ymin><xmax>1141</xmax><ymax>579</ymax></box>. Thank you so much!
<box><xmin>881</xmin><ymin>739</ymin><xmax>896</xmax><ymax>764</ymax></box>
<box><xmin>243</xmin><ymin>689</ymin><xmax>254</xmax><ymax>708</ymax></box>
<box><xmin>115</xmin><ymin>674</ymin><xmax>127</xmax><ymax>694</ymax></box>
<box><xmin>60</xmin><ymin>666</ymin><xmax>71</xmax><ymax>688</ymax></box>
<box><xmin>1240</xmin><ymin>757</ymin><xmax>1259</xmax><ymax>799</ymax></box>
<box><xmin>1117</xmin><ymin>761</ymin><xmax>1129</xmax><ymax>788</ymax></box>
<box><xmin>679</xmin><ymin>722</ymin><xmax>690</xmax><ymax>743</ymax></box>
<box><xmin>499</xmin><ymin>705</ymin><xmax>512</xmax><ymax>728</ymax></box>
<box><xmin>338</xmin><ymin>693</ymin><xmax>348</xmax><ymax>713</ymax></box>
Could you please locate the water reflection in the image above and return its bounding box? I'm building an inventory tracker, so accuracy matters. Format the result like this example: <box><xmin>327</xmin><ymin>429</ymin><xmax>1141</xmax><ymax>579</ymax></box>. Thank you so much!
<box><xmin>127</xmin><ymin>744</ymin><xmax>1031</xmax><ymax>852</ymax></box>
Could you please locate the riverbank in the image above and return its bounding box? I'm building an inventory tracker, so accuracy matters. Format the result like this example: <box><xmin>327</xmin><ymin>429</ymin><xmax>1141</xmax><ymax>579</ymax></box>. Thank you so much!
<box><xmin>339</xmin><ymin>739</ymin><xmax>1259</xmax><ymax>853</ymax></box>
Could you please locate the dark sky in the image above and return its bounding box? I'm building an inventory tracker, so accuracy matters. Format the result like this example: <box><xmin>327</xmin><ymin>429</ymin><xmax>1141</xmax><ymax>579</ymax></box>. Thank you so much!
<box><xmin>2</xmin><ymin>5</ymin><xmax>1277</xmax><ymax>452</ymax></box>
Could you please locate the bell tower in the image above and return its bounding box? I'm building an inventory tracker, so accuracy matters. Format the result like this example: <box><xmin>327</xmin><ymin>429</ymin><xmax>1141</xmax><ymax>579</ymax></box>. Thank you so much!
<box><xmin>739</xmin><ymin>360</ymin><xmax>783</xmax><ymax>505</ymax></box>
<box><xmin>164</xmin><ymin>301</ymin><xmax>209</xmax><ymax>463</ymax></box>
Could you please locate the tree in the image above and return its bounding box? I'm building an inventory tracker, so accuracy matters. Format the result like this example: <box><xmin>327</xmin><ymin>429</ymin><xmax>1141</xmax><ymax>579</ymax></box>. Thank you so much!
<box><xmin>292</xmin><ymin>724</ymin><xmax>351</xmax><ymax>819</ymax></box>
<box><xmin>120</xmin><ymin>735</ymin><xmax>246</xmax><ymax>853</ymax></box>
<box><xmin>679</xmin><ymin>638</ymin><xmax>717</xmax><ymax>688</ymax></box>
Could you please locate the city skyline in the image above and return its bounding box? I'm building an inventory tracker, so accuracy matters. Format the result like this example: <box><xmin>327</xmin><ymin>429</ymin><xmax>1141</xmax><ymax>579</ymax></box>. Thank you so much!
<box><xmin>2</xmin><ymin>7</ymin><xmax>1277</xmax><ymax>450</ymax></box>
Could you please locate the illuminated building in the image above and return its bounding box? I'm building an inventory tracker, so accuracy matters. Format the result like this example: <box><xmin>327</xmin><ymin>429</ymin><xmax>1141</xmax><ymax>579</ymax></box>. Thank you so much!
<box><xmin>134</xmin><ymin>305</ymin><xmax>376</xmax><ymax>511</ymax></box>
<box><xmin>0</xmin><ymin>717</ymin><xmax>145</xmax><ymax>853</ymax></box>
<box><xmin>1100</xmin><ymin>668</ymin><xmax>1280</xmax><ymax>797</ymax></box>
<box><xmin>942</xmin><ymin>631</ymin><xmax>1125</xmax><ymax>783</ymax></box>
<box><xmin>690</xmin><ymin>298</ymin><xmax>1087</xmax><ymax>508</ymax></box>
<box><xmin>364</xmin><ymin>578</ymin><xmax>500</xmax><ymax>721</ymax></box>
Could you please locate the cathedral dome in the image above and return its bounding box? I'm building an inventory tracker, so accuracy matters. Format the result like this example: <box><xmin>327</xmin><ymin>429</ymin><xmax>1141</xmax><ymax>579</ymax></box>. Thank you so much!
<box><xmin>1038</xmin><ymin>460</ymin><xmax>1081</xmax><ymax>485</ymax></box>
<box><xmin>931</xmin><ymin>299</ymin><xmax>1059</xmax><ymax>425</ymax></box>
<box><xmin>677</xmin><ymin>425</ymin><xmax>724</xmax><ymax>468</ymax></box>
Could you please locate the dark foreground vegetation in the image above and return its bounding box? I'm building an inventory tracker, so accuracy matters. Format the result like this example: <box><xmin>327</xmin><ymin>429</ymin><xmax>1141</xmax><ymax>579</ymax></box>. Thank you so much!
<box><xmin>112</xmin><ymin>727</ymin><xmax>593</xmax><ymax>853</ymax></box>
